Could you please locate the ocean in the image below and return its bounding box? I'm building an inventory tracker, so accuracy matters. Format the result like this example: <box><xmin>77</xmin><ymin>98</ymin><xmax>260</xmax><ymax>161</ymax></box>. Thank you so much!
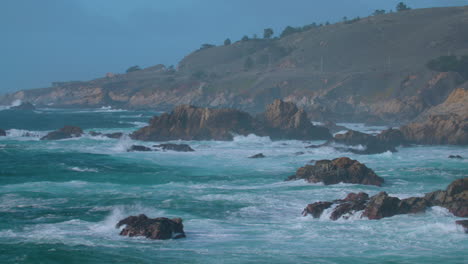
<box><xmin>0</xmin><ymin>107</ymin><xmax>467</xmax><ymax>264</ymax></box>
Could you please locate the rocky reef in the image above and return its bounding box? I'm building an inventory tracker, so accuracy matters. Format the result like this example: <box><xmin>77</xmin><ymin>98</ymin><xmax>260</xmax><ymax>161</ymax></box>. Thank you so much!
<box><xmin>131</xmin><ymin>100</ymin><xmax>331</xmax><ymax>141</ymax></box>
<box><xmin>116</xmin><ymin>214</ymin><xmax>186</xmax><ymax>240</ymax></box>
<box><xmin>307</xmin><ymin>128</ymin><xmax>407</xmax><ymax>154</ymax></box>
<box><xmin>153</xmin><ymin>143</ymin><xmax>195</xmax><ymax>152</ymax></box>
<box><xmin>303</xmin><ymin>177</ymin><xmax>467</xmax><ymax>220</ymax></box>
<box><xmin>287</xmin><ymin>157</ymin><xmax>384</xmax><ymax>186</ymax></box>
<box><xmin>40</xmin><ymin>126</ymin><xmax>84</xmax><ymax>140</ymax></box>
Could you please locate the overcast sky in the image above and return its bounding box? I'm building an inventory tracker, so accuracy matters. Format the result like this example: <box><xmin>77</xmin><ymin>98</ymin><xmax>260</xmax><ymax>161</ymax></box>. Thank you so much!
<box><xmin>1</xmin><ymin>0</ymin><xmax>467</xmax><ymax>93</ymax></box>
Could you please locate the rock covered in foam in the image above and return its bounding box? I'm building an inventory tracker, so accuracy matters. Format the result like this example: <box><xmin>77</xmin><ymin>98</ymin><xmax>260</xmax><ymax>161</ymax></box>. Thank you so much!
<box><xmin>10</xmin><ymin>102</ymin><xmax>36</xmax><ymax>111</ymax></box>
<box><xmin>40</xmin><ymin>126</ymin><xmax>83</xmax><ymax>140</ymax></box>
<box><xmin>153</xmin><ymin>143</ymin><xmax>195</xmax><ymax>152</ymax></box>
<box><xmin>287</xmin><ymin>157</ymin><xmax>384</xmax><ymax>186</ymax></box>
<box><xmin>303</xmin><ymin>177</ymin><xmax>467</xmax><ymax>220</ymax></box>
<box><xmin>116</xmin><ymin>214</ymin><xmax>186</xmax><ymax>240</ymax></box>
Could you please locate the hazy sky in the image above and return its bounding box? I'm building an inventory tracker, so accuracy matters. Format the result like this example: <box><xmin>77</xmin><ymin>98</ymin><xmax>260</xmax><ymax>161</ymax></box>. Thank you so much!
<box><xmin>1</xmin><ymin>0</ymin><xmax>467</xmax><ymax>93</ymax></box>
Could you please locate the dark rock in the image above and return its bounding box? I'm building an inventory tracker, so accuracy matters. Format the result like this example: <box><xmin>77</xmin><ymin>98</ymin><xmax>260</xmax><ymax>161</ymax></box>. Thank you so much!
<box><xmin>321</xmin><ymin>121</ymin><xmax>348</xmax><ymax>133</ymax></box>
<box><xmin>10</xmin><ymin>102</ymin><xmax>35</xmax><ymax>111</ymax></box>
<box><xmin>131</xmin><ymin>105</ymin><xmax>261</xmax><ymax>141</ymax></box>
<box><xmin>302</xmin><ymin>202</ymin><xmax>333</xmax><ymax>218</ymax></box>
<box><xmin>116</xmin><ymin>214</ymin><xmax>185</xmax><ymax>240</ymax></box>
<box><xmin>128</xmin><ymin>145</ymin><xmax>152</xmax><ymax>152</ymax></box>
<box><xmin>425</xmin><ymin>177</ymin><xmax>468</xmax><ymax>217</ymax></box>
<box><xmin>287</xmin><ymin>157</ymin><xmax>384</xmax><ymax>186</ymax></box>
<box><xmin>303</xmin><ymin>177</ymin><xmax>468</xmax><ymax>220</ymax></box>
<box><xmin>362</xmin><ymin>192</ymin><xmax>401</xmax><ymax>220</ymax></box>
<box><xmin>0</xmin><ymin>129</ymin><xmax>5</xmax><ymax>136</ymax></box>
<box><xmin>105</xmin><ymin>132</ymin><xmax>124</xmax><ymax>139</ymax></box>
<box><xmin>153</xmin><ymin>143</ymin><xmax>195</xmax><ymax>152</ymax></box>
<box><xmin>449</xmin><ymin>155</ymin><xmax>463</xmax><ymax>159</ymax></box>
<box><xmin>455</xmin><ymin>220</ymin><xmax>468</xmax><ymax>233</ymax></box>
<box><xmin>249</xmin><ymin>153</ymin><xmax>265</xmax><ymax>159</ymax></box>
<box><xmin>131</xmin><ymin>100</ymin><xmax>332</xmax><ymax>142</ymax></box>
<box><xmin>376</xmin><ymin>128</ymin><xmax>408</xmax><ymax>146</ymax></box>
<box><xmin>295</xmin><ymin>151</ymin><xmax>305</xmax><ymax>155</ymax></box>
<box><xmin>334</xmin><ymin>130</ymin><xmax>398</xmax><ymax>154</ymax></box>
<box><xmin>41</xmin><ymin>126</ymin><xmax>83</xmax><ymax>140</ymax></box>
<box><xmin>397</xmin><ymin>197</ymin><xmax>430</xmax><ymax>214</ymax></box>
<box><xmin>89</xmin><ymin>131</ymin><xmax>102</xmax><ymax>137</ymax></box>
<box><xmin>262</xmin><ymin>99</ymin><xmax>332</xmax><ymax>140</ymax></box>
<box><xmin>89</xmin><ymin>131</ymin><xmax>124</xmax><ymax>139</ymax></box>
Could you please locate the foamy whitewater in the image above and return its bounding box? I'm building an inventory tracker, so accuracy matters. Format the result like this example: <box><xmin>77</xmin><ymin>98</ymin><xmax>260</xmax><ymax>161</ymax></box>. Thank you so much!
<box><xmin>0</xmin><ymin>108</ymin><xmax>467</xmax><ymax>263</ymax></box>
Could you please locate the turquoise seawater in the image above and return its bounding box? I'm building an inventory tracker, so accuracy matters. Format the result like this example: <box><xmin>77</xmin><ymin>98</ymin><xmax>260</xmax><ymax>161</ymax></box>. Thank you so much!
<box><xmin>0</xmin><ymin>107</ymin><xmax>467</xmax><ymax>264</ymax></box>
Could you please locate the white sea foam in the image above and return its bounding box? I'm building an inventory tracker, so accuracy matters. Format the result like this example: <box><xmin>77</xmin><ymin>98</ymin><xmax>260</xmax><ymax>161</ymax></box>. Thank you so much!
<box><xmin>68</xmin><ymin>167</ymin><xmax>98</xmax><ymax>173</ymax></box>
<box><xmin>5</xmin><ymin>129</ymin><xmax>47</xmax><ymax>139</ymax></box>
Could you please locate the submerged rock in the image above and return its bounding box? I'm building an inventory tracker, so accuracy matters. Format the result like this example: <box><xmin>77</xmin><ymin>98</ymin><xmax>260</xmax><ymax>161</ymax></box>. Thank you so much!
<box><xmin>10</xmin><ymin>102</ymin><xmax>36</xmax><ymax>111</ymax></box>
<box><xmin>321</xmin><ymin>121</ymin><xmax>348</xmax><ymax>134</ymax></box>
<box><xmin>333</xmin><ymin>129</ymin><xmax>399</xmax><ymax>154</ymax></box>
<box><xmin>89</xmin><ymin>131</ymin><xmax>124</xmax><ymax>139</ymax></box>
<box><xmin>456</xmin><ymin>220</ymin><xmax>468</xmax><ymax>233</ymax></box>
<box><xmin>0</xmin><ymin>129</ymin><xmax>5</xmax><ymax>136</ymax></box>
<box><xmin>41</xmin><ymin>126</ymin><xmax>83</xmax><ymax>140</ymax></box>
<box><xmin>127</xmin><ymin>145</ymin><xmax>152</xmax><ymax>152</ymax></box>
<box><xmin>116</xmin><ymin>214</ymin><xmax>185</xmax><ymax>240</ymax></box>
<box><xmin>306</xmin><ymin>129</ymin><xmax>405</xmax><ymax>155</ymax></box>
<box><xmin>448</xmin><ymin>155</ymin><xmax>463</xmax><ymax>159</ymax></box>
<box><xmin>287</xmin><ymin>157</ymin><xmax>384</xmax><ymax>186</ymax></box>
<box><xmin>153</xmin><ymin>143</ymin><xmax>194</xmax><ymax>152</ymax></box>
<box><xmin>249</xmin><ymin>153</ymin><xmax>265</xmax><ymax>159</ymax></box>
<box><xmin>303</xmin><ymin>177</ymin><xmax>467</xmax><ymax>220</ymax></box>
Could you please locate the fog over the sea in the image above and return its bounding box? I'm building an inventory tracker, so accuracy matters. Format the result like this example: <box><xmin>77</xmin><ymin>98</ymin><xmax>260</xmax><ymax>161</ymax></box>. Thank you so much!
<box><xmin>1</xmin><ymin>0</ymin><xmax>467</xmax><ymax>93</ymax></box>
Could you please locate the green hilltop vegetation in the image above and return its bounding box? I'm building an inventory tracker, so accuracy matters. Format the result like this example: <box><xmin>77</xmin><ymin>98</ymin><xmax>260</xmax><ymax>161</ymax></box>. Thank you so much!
<box><xmin>2</xmin><ymin>3</ymin><xmax>468</xmax><ymax>125</ymax></box>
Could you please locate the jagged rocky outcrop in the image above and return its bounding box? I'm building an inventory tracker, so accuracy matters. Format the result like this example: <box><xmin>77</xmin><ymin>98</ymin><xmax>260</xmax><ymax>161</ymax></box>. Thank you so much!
<box><xmin>307</xmin><ymin>128</ymin><xmax>406</xmax><ymax>154</ymax></box>
<box><xmin>286</xmin><ymin>157</ymin><xmax>384</xmax><ymax>186</ymax></box>
<box><xmin>154</xmin><ymin>143</ymin><xmax>195</xmax><ymax>152</ymax></box>
<box><xmin>40</xmin><ymin>126</ymin><xmax>83</xmax><ymax>140</ymax></box>
<box><xmin>0</xmin><ymin>129</ymin><xmax>5</xmax><ymax>136</ymax></box>
<box><xmin>400</xmin><ymin>114</ymin><xmax>467</xmax><ymax>145</ymax></box>
<box><xmin>449</xmin><ymin>155</ymin><xmax>463</xmax><ymax>159</ymax></box>
<box><xmin>127</xmin><ymin>145</ymin><xmax>153</xmax><ymax>152</ymax></box>
<box><xmin>400</xmin><ymin>88</ymin><xmax>468</xmax><ymax>145</ymax></box>
<box><xmin>131</xmin><ymin>100</ymin><xmax>332</xmax><ymax>141</ymax></box>
<box><xmin>303</xmin><ymin>177</ymin><xmax>467</xmax><ymax>220</ymax></box>
<box><xmin>261</xmin><ymin>99</ymin><xmax>331</xmax><ymax>140</ymax></box>
<box><xmin>10</xmin><ymin>102</ymin><xmax>35</xmax><ymax>111</ymax></box>
<box><xmin>116</xmin><ymin>214</ymin><xmax>186</xmax><ymax>240</ymax></box>
<box><xmin>131</xmin><ymin>105</ymin><xmax>261</xmax><ymax>141</ymax></box>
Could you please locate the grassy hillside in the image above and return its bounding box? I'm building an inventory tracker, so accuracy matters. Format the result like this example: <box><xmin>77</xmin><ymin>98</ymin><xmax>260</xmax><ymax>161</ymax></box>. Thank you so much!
<box><xmin>2</xmin><ymin>6</ymin><xmax>468</xmax><ymax>124</ymax></box>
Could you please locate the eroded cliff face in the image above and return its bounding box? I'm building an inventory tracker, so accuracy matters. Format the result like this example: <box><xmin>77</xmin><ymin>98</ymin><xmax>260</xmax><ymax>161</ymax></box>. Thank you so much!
<box><xmin>400</xmin><ymin>87</ymin><xmax>468</xmax><ymax>145</ymax></box>
<box><xmin>1</xmin><ymin>6</ymin><xmax>468</xmax><ymax>125</ymax></box>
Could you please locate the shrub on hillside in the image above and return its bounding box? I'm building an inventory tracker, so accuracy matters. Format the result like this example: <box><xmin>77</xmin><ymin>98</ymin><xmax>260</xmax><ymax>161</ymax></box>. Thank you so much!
<box><xmin>427</xmin><ymin>55</ymin><xmax>468</xmax><ymax>79</ymax></box>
